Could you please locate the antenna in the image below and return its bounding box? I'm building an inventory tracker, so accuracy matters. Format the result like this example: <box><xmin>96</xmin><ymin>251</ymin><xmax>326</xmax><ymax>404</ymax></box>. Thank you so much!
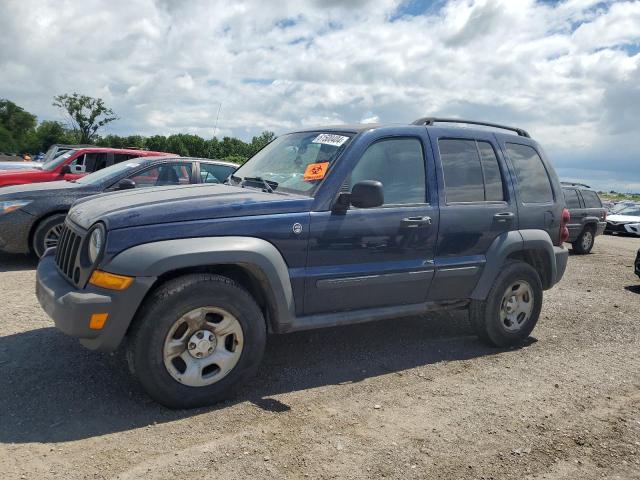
<box><xmin>213</xmin><ymin>102</ymin><xmax>222</xmax><ymax>138</ymax></box>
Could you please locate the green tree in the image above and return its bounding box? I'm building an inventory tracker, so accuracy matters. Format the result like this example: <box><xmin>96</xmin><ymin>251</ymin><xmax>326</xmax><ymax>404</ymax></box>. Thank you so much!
<box><xmin>249</xmin><ymin>130</ymin><xmax>276</xmax><ymax>156</ymax></box>
<box><xmin>24</xmin><ymin>120</ymin><xmax>75</xmax><ymax>153</ymax></box>
<box><xmin>0</xmin><ymin>98</ymin><xmax>37</xmax><ymax>152</ymax></box>
<box><xmin>52</xmin><ymin>93</ymin><xmax>118</xmax><ymax>143</ymax></box>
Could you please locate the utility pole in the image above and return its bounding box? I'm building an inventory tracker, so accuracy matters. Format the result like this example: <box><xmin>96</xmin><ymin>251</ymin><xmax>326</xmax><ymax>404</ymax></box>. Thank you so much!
<box><xmin>213</xmin><ymin>102</ymin><xmax>222</xmax><ymax>138</ymax></box>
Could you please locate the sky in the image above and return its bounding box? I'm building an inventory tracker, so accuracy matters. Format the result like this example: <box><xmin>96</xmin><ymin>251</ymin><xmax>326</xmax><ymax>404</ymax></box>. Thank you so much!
<box><xmin>1</xmin><ymin>0</ymin><xmax>639</xmax><ymax>191</ymax></box>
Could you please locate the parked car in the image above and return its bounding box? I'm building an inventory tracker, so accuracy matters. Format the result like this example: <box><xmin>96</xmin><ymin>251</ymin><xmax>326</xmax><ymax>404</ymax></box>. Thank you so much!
<box><xmin>605</xmin><ymin>205</ymin><xmax>640</xmax><ymax>236</ymax></box>
<box><xmin>0</xmin><ymin>147</ymin><xmax>173</xmax><ymax>188</ymax></box>
<box><xmin>561</xmin><ymin>182</ymin><xmax>607</xmax><ymax>254</ymax></box>
<box><xmin>0</xmin><ymin>156</ymin><xmax>236</xmax><ymax>257</ymax></box>
<box><xmin>0</xmin><ymin>160</ymin><xmax>42</xmax><ymax>170</ymax></box>
<box><xmin>35</xmin><ymin>118</ymin><xmax>569</xmax><ymax>408</ymax></box>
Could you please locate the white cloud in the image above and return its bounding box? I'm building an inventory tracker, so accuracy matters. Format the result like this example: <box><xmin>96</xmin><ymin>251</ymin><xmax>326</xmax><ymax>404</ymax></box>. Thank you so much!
<box><xmin>0</xmin><ymin>0</ymin><xmax>639</xmax><ymax>189</ymax></box>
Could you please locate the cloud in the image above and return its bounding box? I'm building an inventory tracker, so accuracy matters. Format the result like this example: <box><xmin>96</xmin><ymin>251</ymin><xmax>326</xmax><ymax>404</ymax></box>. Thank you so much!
<box><xmin>0</xmin><ymin>0</ymin><xmax>639</xmax><ymax>190</ymax></box>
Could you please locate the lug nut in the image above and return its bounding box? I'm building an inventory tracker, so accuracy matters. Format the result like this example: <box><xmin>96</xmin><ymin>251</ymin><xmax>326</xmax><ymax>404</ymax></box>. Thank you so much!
<box><xmin>208</xmin><ymin>334</ymin><xmax>214</xmax><ymax>341</ymax></box>
<box><xmin>196</xmin><ymin>331</ymin><xmax>204</xmax><ymax>339</ymax></box>
<box><xmin>196</xmin><ymin>352</ymin><xmax>202</xmax><ymax>358</ymax></box>
<box><xmin>188</xmin><ymin>342</ymin><xmax>196</xmax><ymax>350</ymax></box>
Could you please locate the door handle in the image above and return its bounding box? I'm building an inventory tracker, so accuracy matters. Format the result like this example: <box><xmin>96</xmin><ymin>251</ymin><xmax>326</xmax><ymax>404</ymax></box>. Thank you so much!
<box><xmin>493</xmin><ymin>212</ymin><xmax>515</xmax><ymax>223</ymax></box>
<box><xmin>401</xmin><ymin>216</ymin><xmax>432</xmax><ymax>227</ymax></box>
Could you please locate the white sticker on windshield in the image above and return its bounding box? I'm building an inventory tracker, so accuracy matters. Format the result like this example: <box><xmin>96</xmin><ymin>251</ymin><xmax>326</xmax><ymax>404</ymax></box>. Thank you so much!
<box><xmin>311</xmin><ymin>133</ymin><xmax>349</xmax><ymax>147</ymax></box>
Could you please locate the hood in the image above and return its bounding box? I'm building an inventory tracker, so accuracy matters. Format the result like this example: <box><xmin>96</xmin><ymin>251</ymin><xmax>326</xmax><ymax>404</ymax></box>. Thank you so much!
<box><xmin>0</xmin><ymin>161</ymin><xmax>41</xmax><ymax>170</ymax></box>
<box><xmin>607</xmin><ymin>214</ymin><xmax>640</xmax><ymax>224</ymax></box>
<box><xmin>0</xmin><ymin>180</ymin><xmax>90</xmax><ymax>199</ymax></box>
<box><xmin>68</xmin><ymin>183</ymin><xmax>313</xmax><ymax>230</ymax></box>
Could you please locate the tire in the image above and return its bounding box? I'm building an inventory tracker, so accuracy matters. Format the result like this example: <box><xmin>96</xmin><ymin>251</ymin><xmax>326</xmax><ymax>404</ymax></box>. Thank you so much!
<box><xmin>572</xmin><ymin>226</ymin><xmax>595</xmax><ymax>254</ymax></box>
<box><xmin>32</xmin><ymin>213</ymin><xmax>67</xmax><ymax>258</ymax></box>
<box><xmin>469</xmin><ymin>261</ymin><xmax>543</xmax><ymax>347</ymax></box>
<box><xmin>126</xmin><ymin>273</ymin><xmax>267</xmax><ymax>409</ymax></box>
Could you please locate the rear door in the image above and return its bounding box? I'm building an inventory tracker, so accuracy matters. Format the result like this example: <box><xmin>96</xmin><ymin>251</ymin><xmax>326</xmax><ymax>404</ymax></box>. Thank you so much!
<box><xmin>562</xmin><ymin>187</ymin><xmax>585</xmax><ymax>241</ymax></box>
<box><xmin>427</xmin><ymin>130</ymin><xmax>517</xmax><ymax>300</ymax></box>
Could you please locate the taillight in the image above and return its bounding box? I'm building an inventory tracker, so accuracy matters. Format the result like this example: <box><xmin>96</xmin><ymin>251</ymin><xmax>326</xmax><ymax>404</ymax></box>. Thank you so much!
<box><xmin>560</xmin><ymin>208</ymin><xmax>570</xmax><ymax>244</ymax></box>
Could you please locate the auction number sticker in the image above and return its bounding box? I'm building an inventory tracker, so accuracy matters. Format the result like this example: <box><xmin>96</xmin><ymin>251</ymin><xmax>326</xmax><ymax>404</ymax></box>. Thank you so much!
<box><xmin>303</xmin><ymin>162</ymin><xmax>330</xmax><ymax>181</ymax></box>
<box><xmin>311</xmin><ymin>133</ymin><xmax>349</xmax><ymax>147</ymax></box>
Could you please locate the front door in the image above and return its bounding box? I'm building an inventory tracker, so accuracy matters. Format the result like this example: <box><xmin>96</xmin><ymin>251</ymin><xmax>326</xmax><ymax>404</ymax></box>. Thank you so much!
<box><xmin>304</xmin><ymin>135</ymin><xmax>439</xmax><ymax>315</ymax></box>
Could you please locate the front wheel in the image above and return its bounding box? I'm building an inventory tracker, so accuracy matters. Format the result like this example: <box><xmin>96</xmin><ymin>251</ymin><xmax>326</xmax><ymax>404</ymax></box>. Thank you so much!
<box><xmin>127</xmin><ymin>273</ymin><xmax>267</xmax><ymax>409</ymax></box>
<box><xmin>572</xmin><ymin>227</ymin><xmax>594</xmax><ymax>254</ymax></box>
<box><xmin>469</xmin><ymin>261</ymin><xmax>543</xmax><ymax>347</ymax></box>
<box><xmin>32</xmin><ymin>213</ymin><xmax>67</xmax><ymax>258</ymax></box>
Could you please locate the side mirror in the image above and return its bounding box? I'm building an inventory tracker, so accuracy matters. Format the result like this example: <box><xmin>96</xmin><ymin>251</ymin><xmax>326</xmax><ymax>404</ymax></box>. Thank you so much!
<box><xmin>59</xmin><ymin>165</ymin><xmax>71</xmax><ymax>175</ymax></box>
<box><xmin>116</xmin><ymin>178</ymin><xmax>136</xmax><ymax>190</ymax></box>
<box><xmin>351</xmin><ymin>180</ymin><xmax>384</xmax><ymax>208</ymax></box>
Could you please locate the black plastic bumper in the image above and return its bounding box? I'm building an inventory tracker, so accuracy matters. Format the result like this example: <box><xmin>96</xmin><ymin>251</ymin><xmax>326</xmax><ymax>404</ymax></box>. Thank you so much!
<box><xmin>553</xmin><ymin>246</ymin><xmax>569</xmax><ymax>285</ymax></box>
<box><xmin>36</xmin><ymin>251</ymin><xmax>156</xmax><ymax>351</ymax></box>
<box><xmin>635</xmin><ymin>250</ymin><xmax>640</xmax><ymax>279</ymax></box>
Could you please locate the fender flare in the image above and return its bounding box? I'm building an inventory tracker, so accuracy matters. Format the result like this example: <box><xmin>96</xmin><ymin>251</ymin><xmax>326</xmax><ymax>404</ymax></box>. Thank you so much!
<box><xmin>106</xmin><ymin>236</ymin><xmax>296</xmax><ymax>331</ymax></box>
<box><xmin>470</xmin><ymin>229</ymin><xmax>557</xmax><ymax>300</ymax></box>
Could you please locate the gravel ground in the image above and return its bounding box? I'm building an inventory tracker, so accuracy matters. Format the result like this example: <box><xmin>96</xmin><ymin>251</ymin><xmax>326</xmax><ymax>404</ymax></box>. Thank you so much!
<box><xmin>0</xmin><ymin>234</ymin><xmax>639</xmax><ymax>479</ymax></box>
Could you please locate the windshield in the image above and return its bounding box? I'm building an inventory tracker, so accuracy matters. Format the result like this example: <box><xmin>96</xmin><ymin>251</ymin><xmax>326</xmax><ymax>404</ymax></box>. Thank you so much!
<box><xmin>230</xmin><ymin>131</ymin><xmax>353</xmax><ymax>195</ymax></box>
<box><xmin>42</xmin><ymin>149</ymin><xmax>76</xmax><ymax>171</ymax></box>
<box><xmin>615</xmin><ymin>206</ymin><xmax>640</xmax><ymax>216</ymax></box>
<box><xmin>75</xmin><ymin>159</ymin><xmax>146</xmax><ymax>186</ymax></box>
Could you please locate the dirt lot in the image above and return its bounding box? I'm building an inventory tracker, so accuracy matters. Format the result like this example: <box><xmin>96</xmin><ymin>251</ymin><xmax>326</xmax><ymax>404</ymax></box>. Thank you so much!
<box><xmin>0</xmin><ymin>235</ymin><xmax>639</xmax><ymax>480</ymax></box>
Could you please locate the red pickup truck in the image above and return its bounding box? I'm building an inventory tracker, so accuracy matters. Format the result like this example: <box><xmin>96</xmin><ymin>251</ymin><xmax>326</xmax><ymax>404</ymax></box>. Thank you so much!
<box><xmin>0</xmin><ymin>147</ymin><xmax>174</xmax><ymax>188</ymax></box>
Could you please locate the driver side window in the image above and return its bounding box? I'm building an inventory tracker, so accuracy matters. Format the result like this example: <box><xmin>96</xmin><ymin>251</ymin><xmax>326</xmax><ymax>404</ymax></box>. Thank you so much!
<box><xmin>126</xmin><ymin>163</ymin><xmax>193</xmax><ymax>188</ymax></box>
<box><xmin>350</xmin><ymin>137</ymin><xmax>426</xmax><ymax>205</ymax></box>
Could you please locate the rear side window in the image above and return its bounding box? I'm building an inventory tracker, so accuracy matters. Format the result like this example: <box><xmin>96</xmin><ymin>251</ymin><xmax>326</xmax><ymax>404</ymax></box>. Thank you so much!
<box><xmin>506</xmin><ymin>143</ymin><xmax>553</xmax><ymax>203</ymax></box>
<box><xmin>439</xmin><ymin>139</ymin><xmax>505</xmax><ymax>203</ymax></box>
<box><xmin>114</xmin><ymin>154</ymin><xmax>135</xmax><ymax>164</ymax></box>
<box><xmin>581</xmin><ymin>190</ymin><xmax>602</xmax><ymax>208</ymax></box>
<box><xmin>563</xmin><ymin>189</ymin><xmax>581</xmax><ymax>208</ymax></box>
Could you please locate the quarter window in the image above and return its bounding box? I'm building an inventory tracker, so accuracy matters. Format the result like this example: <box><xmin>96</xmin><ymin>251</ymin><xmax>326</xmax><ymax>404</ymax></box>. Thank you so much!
<box><xmin>506</xmin><ymin>143</ymin><xmax>553</xmax><ymax>203</ymax></box>
<box><xmin>439</xmin><ymin>139</ymin><xmax>505</xmax><ymax>203</ymax></box>
<box><xmin>563</xmin><ymin>189</ymin><xmax>581</xmax><ymax>208</ymax></box>
<box><xmin>350</xmin><ymin>137</ymin><xmax>426</xmax><ymax>205</ymax></box>
<box><xmin>200</xmin><ymin>163</ymin><xmax>236</xmax><ymax>184</ymax></box>
<box><xmin>581</xmin><ymin>190</ymin><xmax>602</xmax><ymax>208</ymax></box>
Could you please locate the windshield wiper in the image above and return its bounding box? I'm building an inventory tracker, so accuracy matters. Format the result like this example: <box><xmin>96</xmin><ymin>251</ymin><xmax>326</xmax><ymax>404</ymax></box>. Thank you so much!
<box><xmin>241</xmin><ymin>176</ymin><xmax>278</xmax><ymax>193</ymax></box>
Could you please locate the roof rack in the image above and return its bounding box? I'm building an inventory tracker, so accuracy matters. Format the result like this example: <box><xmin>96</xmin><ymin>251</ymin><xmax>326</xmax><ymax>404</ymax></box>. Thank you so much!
<box><xmin>411</xmin><ymin>117</ymin><xmax>530</xmax><ymax>138</ymax></box>
<box><xmin>561</xmin><ymin>181</ymin><xmax>591</xmax><ymax>189</ymax></box>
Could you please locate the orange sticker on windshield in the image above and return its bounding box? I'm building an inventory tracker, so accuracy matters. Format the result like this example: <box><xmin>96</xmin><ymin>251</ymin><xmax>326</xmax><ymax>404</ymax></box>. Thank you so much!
<box><xmin>303</xmin><ymin>162</ymin><xmax>329</xmax><ymax>181</ymax></box>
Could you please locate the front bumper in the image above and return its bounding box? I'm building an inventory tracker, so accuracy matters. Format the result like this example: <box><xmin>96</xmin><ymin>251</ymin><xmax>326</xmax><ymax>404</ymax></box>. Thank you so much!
<box><xmin>635</xmin><ymin>251</ymin><xmax>640</xmax><ymax>279</ymax></box>
<box><xmin>553</xmin><ymin>246</ymin><xmax>569</xmax><ymax>285</ymax></box>
<box><xmin>36</xmin><ymin>250</ymin><xmax>155</xmax><ymax>351</ymax></box>
<box><xmin>606</xmin><ymin>222</ymin><xmax>640</xmax><ymax>236</ymax></box>
<box><xmin>0</xmin><ymin>209</ymin><xmax>35</xmax><ymax>254</ymax></box>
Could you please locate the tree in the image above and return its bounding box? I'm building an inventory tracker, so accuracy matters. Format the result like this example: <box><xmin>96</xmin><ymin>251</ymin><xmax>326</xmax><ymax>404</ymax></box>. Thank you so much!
<box><xmin>0</xmin><ymin>99</ymin><xmax>37</xmax><ymax>152</ymax></box>
<box><xmin>52</xmin><ymin>93</ymin><xmax>118</xmax><ymax>143</ymax></box>
<box><xmin>24</xmin><ymin>120</ymin><xmax>75</xmax><ymax>153</ymax></box>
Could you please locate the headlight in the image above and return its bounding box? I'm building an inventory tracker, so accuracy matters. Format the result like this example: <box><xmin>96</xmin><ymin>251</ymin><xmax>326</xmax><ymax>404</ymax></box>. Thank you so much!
<box><xmin>87</xmin><ymin>226</ymin><xmax>105</xmax><ymax>264</ymax></box>
<box><xmin>0</xmin><ymin>200</ymin><xmax>31</xmax><ymax>215</ymax></box>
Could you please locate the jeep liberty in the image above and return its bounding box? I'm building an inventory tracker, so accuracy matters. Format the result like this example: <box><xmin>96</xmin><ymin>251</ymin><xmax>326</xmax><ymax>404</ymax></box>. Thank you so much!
<box><xmin>36</xmin><ymin>118</ymin><xmax>569</xmax><ymax>408</ymax></box>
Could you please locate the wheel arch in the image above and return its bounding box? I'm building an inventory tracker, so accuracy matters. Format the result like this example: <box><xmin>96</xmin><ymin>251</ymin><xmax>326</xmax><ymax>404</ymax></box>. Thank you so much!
<box><xmin>105</xmin><ymin>237</ymin><xmax>297</xmax><ymax>335</ymax></box>
<box><xmin>471</xmin><ymin>229</ymin><xmax>558</xmax><ymax>300</ymax></box>
<box><xmin>28</xmin><ymin>210</ymin><xmax>69</xmax><ymax>254</ymax></box>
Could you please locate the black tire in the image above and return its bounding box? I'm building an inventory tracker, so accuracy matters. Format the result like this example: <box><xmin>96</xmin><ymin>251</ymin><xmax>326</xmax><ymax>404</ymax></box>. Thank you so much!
<box><xmin>469</xmin><ymin>261</ymin><xmax>543</xmax><ymax>347</ymax></box>
<box><xmin>572</xmin><ymin>226</ymin><xmax>595</xmax><ymax>254</ymax></box>
<box><xmin>126</xmin><ymin>273</ymin><xmax>267</xmax><ymax>409</ymax></box>
<box><xmin>32</xmin><ymin>213</ymin><xmax>67</xmax><ymax>258</ymax></box>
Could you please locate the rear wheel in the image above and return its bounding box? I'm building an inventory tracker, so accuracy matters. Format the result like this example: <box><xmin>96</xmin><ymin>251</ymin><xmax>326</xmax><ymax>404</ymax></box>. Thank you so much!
<box><xmin>127</xmin><ymin>273</ymin><xmax>266</xmax><ymax>409</ymax></box>
<box><xmin>32</xmin><ymin>213</ymin><xmax>67</xmax><ymax>258</ymax></box>
<box><xmin>469</xmin><ymin>261</ymin><xmax>543</xmax><ymax>347</ymax></box>
<box><xmin>572</xmin><ymin>227</ymin><xmax>594</xmax><ymax>254</ymax></box>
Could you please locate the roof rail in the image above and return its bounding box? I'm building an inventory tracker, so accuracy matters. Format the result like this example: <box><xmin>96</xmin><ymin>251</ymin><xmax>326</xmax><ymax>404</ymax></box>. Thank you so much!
<box><xmin>561</xmin><ymin>181</ymin><xmax>591</xmax><ymax>189</ymax></box>
<box><xmin>412</xmin><ymin>117</ymin><xmax>530</xmax><ymax>138</ymax></box>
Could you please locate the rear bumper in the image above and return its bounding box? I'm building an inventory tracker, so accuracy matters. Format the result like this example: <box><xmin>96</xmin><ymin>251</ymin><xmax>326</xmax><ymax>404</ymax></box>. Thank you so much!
<box><xmin>0</xmin><ymin>210</ymin><xmax>35</xmax><ymax>254</ymax></box>
<box><xmin>552</xmin><ymin>246</ymin><xmax>569</xmax><ymax>286</ymax></box>
<box><xmin>36</xmin><ymin>250</ymin><xmax>155</xmax><ymax>351</ymax></box>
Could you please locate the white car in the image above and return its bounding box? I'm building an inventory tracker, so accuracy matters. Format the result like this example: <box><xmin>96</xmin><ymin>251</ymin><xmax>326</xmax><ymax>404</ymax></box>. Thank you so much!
<box><xmin>0</xmin><ymin>161</ymin><xmax>42</xmax><ymax>170</ymax></box>
<box><xmin>606</xmin><ymin>205</ymin><xmax>640</xmax><ymax>236</ymax></box>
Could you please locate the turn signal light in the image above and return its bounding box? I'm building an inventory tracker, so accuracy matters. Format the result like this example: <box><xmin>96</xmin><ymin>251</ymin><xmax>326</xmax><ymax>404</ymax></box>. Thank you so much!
<box><xmin>89</xmin><ymin>270</ymin><xmax>134</xmax><ymax>290</ymax></box>
<box><xmin>89</xmin><ymin>313</ymin><xmax>109</xmax><ymax>330</ymax></box>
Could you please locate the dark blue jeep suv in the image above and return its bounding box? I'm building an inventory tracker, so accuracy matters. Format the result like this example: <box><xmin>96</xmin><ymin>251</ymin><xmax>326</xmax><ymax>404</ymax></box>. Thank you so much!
<box><xmin>36</xmin><ymin>118</ymin><xmax>569</xmax><ymax>408</ymax></box>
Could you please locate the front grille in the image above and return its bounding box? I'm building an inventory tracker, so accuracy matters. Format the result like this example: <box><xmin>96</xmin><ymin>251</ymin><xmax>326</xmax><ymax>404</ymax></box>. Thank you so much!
<box><xmin>54</xmin><ymin>223</ymin><xmax>83</xmax><ymax>283</ymax></box>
